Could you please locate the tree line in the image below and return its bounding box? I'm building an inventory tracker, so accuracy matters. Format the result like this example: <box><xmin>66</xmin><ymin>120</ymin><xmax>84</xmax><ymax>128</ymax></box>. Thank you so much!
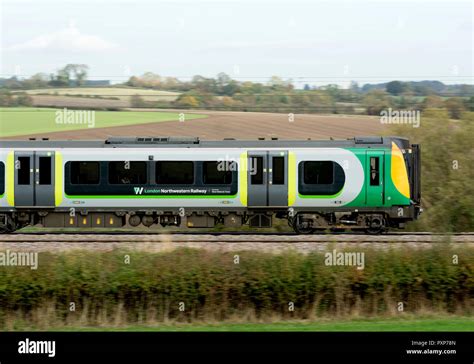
<box><xmin>1</xmin><ymin>65</ymin><xmax>473</xmax><ymax>117</ymax></box>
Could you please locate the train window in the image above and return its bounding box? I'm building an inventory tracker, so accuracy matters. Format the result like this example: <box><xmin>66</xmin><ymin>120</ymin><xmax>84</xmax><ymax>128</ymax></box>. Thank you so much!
<box><xmin>370</xmin><ymin>157</ymin><xmax>380</xmax><ymax>186</ymax></box>
<box><xmin>303</xmin><ymin>161</ymin><xmax>333</xmax><ymax>184</ymax></box>
<box><xmin>272</xmin><ymin>157</ymin><xmax>285</xmax><ymax>185</ymax></box>
<box><xmin>18</xmin><ymin>157</ymin><xmax>31</xmax><ymax>185</ymax></box>
<box><xmin>0</xmin><ymin>162</ymin><xmax>4</xmax><ymax>195</ymax></box>
<box><xmin>70</xmin><ymin>162</ymin><xmax>100</xmax><ymax>184</ymax></box>
<box><xmin>298</xmin><ymin>161</ymin><xmax>345</xmax><ymax>196</ymax></box>
<box><xmin>108</xmin><ymin>161</ymin><xmax>147</xmax><ymax>184</ymax></box>
<box><xmin>250</xmin><ymin>157</ymin><xmax>263</xmax><ymax>184</ymax></box>
<box><xmin>39</xmin><ymin>157</ymin><xmax>52</xmax><ymax>185</ymax></box>
<box><xmin>203</xmin><ymin>161</ymin><xmax>233</xmax><ymax>184</ymax></box>
<box><xmin>156</xmin><ymin>161</ymin><xmax>194</xmax><ymax>184</ymax></box>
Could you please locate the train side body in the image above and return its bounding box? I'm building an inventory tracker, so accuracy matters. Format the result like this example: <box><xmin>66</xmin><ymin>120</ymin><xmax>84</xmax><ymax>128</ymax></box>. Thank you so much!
<box><xmin>0</xmin><ymin>136</ymin><xmax>421</xmax><ymax>234</ymax></box>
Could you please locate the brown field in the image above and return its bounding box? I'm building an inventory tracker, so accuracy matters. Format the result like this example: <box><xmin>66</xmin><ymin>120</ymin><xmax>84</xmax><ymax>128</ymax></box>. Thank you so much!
<box><xmin>10</xmin><ymin>109</ymin><xmax>385</xmax><ymax>140</ymax></box>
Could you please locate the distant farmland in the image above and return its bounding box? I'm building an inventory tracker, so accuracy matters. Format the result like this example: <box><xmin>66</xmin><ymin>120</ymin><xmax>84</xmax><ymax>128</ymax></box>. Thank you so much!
<box><xmin>23</xmin><ymin>87</ymin><xmax>180</xmax><ymax>102</ymax></box>
<box><xmin>19</xmin><ymin>87</ymin><xmax>180</xmax><ymax>109</ymax></box>
<box><xmin>0</xmin><ymin>107</ymin><xmax>207</xmax><ymax>137</ymax></box>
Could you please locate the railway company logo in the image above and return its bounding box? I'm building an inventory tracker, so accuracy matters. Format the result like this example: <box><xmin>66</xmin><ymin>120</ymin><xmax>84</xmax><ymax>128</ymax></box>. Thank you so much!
<box><xmin>0</xmin><ymin>250</ymin><xmax>38</xmax><ymax>270</ymax></box>
<box><xmin>134</xmin><ymin>187</ymin><xmax>144</xmax><ymax>195</ymax></box>
<box><xmin>55</xmin><ymin>108</ymin><xmax>95</xmax><ymax>128</ymax></box>
<box><xmin>324</xmin><ymin>249</ymin><xmax>365</xmax><ymax>270</ymax></box>
<box><xmin>380</xmin><ymin>108</ymin><xmax>420</xmax><ymax>128</ymax></box>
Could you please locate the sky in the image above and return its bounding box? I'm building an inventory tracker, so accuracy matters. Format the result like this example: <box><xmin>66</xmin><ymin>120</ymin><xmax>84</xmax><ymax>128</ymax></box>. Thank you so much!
<box><xmin>0</xmin><ymin>0</ymin><xmax>472</xmax><ymax>88</ymax></box>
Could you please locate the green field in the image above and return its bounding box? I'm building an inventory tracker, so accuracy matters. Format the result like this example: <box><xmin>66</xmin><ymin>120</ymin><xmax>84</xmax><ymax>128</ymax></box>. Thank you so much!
<box><xmin>50</xmin><ymin>317</ymin><xmax>474</xmax><ymax>332</ymax></box>
<box><xmin>0</xmin><ymin>107</ymin><xmax>207</xmax><ymax>137</ymax></box>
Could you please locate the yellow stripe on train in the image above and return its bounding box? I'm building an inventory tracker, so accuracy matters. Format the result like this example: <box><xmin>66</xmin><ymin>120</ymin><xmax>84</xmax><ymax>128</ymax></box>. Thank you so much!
<box><xmin>239</xmin><ymin>151</ymin><xmax>248</xmax><ymax>206</ymax></box>
<box><xmin>6</xmin><ymin>151</ymin><xmax>14</xmax><ymax>207</ymax></box>
<box><xmin>55</xmin><ymin>151</ymin><xmax>63</xmax><ymax>206</ymax></box>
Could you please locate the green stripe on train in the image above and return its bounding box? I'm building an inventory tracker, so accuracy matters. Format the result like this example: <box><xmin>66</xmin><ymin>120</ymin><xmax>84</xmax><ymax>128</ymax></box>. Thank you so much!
<box><xmin>297</xmin><ymin>186</ymin><xmax>344</xmax><ymax>199</ymax></box>
<box><xmin>65</xmin><ymin>194</ymin><xmax>238</xmax><ymax>199</ymax></box>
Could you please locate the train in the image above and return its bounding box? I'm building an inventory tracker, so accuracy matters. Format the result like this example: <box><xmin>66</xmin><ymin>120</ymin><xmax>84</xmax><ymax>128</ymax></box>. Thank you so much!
<box><xmin>0</xmin><ymin>136</ymin><xmax>421</xmax><ymax>234</ymax></box>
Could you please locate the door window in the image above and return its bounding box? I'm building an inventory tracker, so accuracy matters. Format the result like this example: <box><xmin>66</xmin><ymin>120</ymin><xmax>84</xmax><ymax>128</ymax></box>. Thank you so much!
<box><xmin>370</xmin><ymin>157</ymin><xmax>380</xmax><ymax>186</ymax></box>
<box><xmin>250</xmin><ymin>157</ymin><xmax>263</xmax><ymax>184</ymax></box>
<box><xmin>272</xmin><ymin>157</ymin><xmax>284</xmax><ymax>185</ymax></box>
<box><xmin>39</xmin><ymin>157</ymin><xmax>52</xmax><ymax>185</ymax></box>
<box><xmin>18</xmin><ymin>157</ymin><xmax>30</xmax><ymax>185</ymax></box>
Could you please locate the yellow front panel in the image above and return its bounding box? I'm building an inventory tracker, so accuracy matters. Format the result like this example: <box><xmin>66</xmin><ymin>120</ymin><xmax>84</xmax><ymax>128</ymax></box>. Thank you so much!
<box><xmin>391</xmin><ymin>142</ymin><xmax>410</xmax><ymax>199</ymax></box>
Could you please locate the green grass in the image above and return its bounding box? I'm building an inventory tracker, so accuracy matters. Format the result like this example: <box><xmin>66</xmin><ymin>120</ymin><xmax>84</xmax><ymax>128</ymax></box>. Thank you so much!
<box><xmin>0</xmin><ymin>107</ymin><xmax>207</xmax><ymax>137</ymax></box>
<box><xmin>49</xmin><ymin>317</ymin><xmax>474</xmax><ymax>332</ymax></box>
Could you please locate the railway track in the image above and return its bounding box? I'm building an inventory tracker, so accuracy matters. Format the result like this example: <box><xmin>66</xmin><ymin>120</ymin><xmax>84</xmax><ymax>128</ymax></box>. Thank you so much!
<box><xmin>0</xmin><ymin>233</ymin><xmax>472</xmax><ymax>253</ymax></box>
<box><xmin>8</xmin><ymin>231</ymin><xmax>474</xmax><ymax>236</ymax></box>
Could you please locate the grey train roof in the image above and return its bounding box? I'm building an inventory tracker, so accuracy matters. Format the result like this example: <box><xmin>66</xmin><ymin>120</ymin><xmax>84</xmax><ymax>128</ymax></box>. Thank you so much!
<box><xmin>0</xmin><ymin>136</ymin><xmax>409</xmax><ymax>149</ymax></box>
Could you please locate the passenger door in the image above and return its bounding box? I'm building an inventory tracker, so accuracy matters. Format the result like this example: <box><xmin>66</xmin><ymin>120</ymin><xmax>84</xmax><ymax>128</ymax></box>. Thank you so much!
<box><xmin>247</xmin><ymin>151</ymin><xmax>288</xmax><ymax>207</ymax></box>
<box><xmin>366</xmin><ymin>151</ymin><xmax>384</xmax><ymax>206</ymax></box>
<box><xmin>14</xmin><ymin>151</ymin><xmax>55</xmax><ymax>207</ymax></box>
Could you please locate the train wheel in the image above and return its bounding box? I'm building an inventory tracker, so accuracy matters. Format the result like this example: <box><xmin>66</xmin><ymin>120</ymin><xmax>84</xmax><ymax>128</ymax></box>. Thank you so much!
<box><xmin>0</xmin><ymin>215</ymin><xmax>16</xmax><ymax>234</ymax></box>
<box><xmin>292</xmin><ymin>217</ymin><xmax>313</xmax><ymax>234</ymax></box>
<box><xmin>365</xmin><ymin>216</ymin><xmax>386</xmax><ymax>235</ymax></box>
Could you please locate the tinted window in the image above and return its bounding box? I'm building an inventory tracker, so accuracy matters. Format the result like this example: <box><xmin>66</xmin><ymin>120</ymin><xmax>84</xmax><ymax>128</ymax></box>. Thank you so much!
<box><xmin>304</xmin><ymin>161</ymin><xmax>334</xmax><ymax>184</ymax></box>
<box><xmin>298</xmin><ymin>161</ymin><xmax>345</xmax><ymax>196</ymax></box>
<box><xmin>18</xmin><ymin>157</ymin><xmax>30</xmax><ymax>185</ymax></box>
<box><xmin>272</xmin><ymin>157</ymin><xmax>285</xmax><ymax>185</ymax></box>
<box><xmin>70</xmin><ymin>162</ymin><xmax>100</xmax><ymax>184</ymax></box>
<box><xmin>370</xmin><ymin>157</ymin><xmax>380</xmax><ymax>186</ymax></box>
<box><xmin>203</xmin><ymin>161</ymin><xmax>233</xmax><ymax>184</ymax></box>
<box><xmin>108</xmin><ymin>161</ymin><xmax>147</xmax><ymax>184</ymax></box>
<box><xmin>250</xmin><ymin>157</ymin><xmax>263</xmax><ymax>184</ymax></box>
<box><xmin>156</xmin><ymin>161</ymin><xmax>194</xmax><ymax>184</ymax></box>
<box><xmin>39</xmin><ymin>157</ymin><xmax>52</xmax><ymax>185</ymax></box>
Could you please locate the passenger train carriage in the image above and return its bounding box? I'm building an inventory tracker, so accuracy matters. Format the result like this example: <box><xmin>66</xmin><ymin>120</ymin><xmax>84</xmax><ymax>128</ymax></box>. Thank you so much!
<box><xmin>0</xmin><ymin>136</ymin><xmax>421</xmax><ymax>234</ymax></box>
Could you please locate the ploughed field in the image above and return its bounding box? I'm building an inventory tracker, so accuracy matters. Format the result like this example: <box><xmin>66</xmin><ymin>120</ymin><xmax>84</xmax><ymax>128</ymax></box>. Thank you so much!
<box><xmin>0</xmin><ymin>107</ymin><xmax>385</xmax><ymax>140</ymax></box>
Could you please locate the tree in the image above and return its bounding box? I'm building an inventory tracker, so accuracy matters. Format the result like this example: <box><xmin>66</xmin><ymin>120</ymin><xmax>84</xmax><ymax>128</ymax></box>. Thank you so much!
<box><xmin>421</xmin><ymin>95</ymin><xmax>444</xmax><ymax>109</ymax></box>
<box><xmin>386</xmin><ymin>81</ymin><xmax>406</xmax><ymax>96</ymax></box>
<box><xmin>73</xmin><ymin>64</ymin><xmax>89</xmax><ymax>86</ymax></box>
<box><xmin>362</xmin><ymin>90</ymin><xmax>393</xmax><ymax>115</ymax></box>
<box><xmin>24</xmin><ymin>73</ymin><xmax>49</xmax><ymax>88</ymax></box>
<box><xmin>191</xmin><ymin>75</ymin><xmax>217</xmax><ymax>93</ymax></box>
<box><xmin>130</xmin><ymin>94</ymin><xmax>147</xmax><ymax>108</ymax></box>
<box><xmin>216</xmin><ymin>72</ymin><xmax>232</xmax><ymax>87</ymax></box>
<box><xmin>175</xmin><ymin>95</ymin><xmax>199</xmax><ymax>108</ymax></box>
<box><xmin>349</xmin><ymin>81</ymin><xmax>360</xmax><ymax>93</ymax></box>
<box><xmin>467</xmin><ymin>96</ymin><xmax>474</xmax><ymax>112</ymax></box>
<box><xmin>444</xmin><ymin>98</ymin><xmax>466</xmax><ymax>119</ymax></box>
<box><xmin>63</xmin><ymin>64</ymin><xmax>89</xmax><ymax>86</ymax></box>
<box><xmin>48</xmin><ymin>64</ymin><xmax>89</xmax><ymax>86</ymax></box>
<box><xmin>2</xmin><ymin>77</ymin><xmax>23</xmax><ymax>89</ymax></box>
